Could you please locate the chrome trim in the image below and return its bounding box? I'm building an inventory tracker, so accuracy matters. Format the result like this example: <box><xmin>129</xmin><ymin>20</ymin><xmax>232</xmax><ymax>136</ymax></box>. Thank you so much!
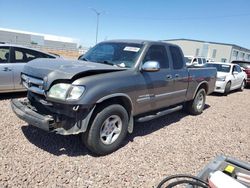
<box><xmin>136</xmin><ymin>89</ymin><xmax>187</xmax><ymax>103</ymax></box>
<box><xmin>28</xmin><ymin>86</ymin><xmax>45</xmax><ymax>95</ymax></box>
<box><xmin>136</xmin><ymin>94</ymin><xmax>154</xmax><ymax>103</ymax></box>
<box><xmin>141</xmin><ymin>61</ymin><xmax>160</xmax><ymax>72</ymax></box>
<box><xmin>22</xmin><ymin>74</ymin><xmax>43</xmax><ymax>86</ymax></box>
<box><xmin>136</xmin><ymin>96</ymin><xmax>151</xmax><ymax>103</ymax></box>
<box><xmin>155</xmin><ymin>89</ymin><xmax>187</xmax><ymax>98</ymax></box>
<box><xmin>21</xmin><ymin>74</ymin><xmax>45</xmax><ymax>95</ymax></box>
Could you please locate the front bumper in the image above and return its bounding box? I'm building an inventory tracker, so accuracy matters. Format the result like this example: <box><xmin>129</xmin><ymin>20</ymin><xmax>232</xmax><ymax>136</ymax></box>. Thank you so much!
<box><xmin>214</xmin><ymin>81</ymin><xmax>226</xmax><ymax>93</ymax></box>
<box><xmin>11</xmin><ymin>99</ymin><xmax>54</xmax><ymax>131</ymax></box>
<box><xmin>11</xmin><ymin>98</ymin><xmax>95</xmax><ymax>135</ymax></box>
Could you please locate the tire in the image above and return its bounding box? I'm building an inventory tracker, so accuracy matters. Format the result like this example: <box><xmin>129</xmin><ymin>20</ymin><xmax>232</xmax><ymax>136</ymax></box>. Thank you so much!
<box><xmin>224</xmin><ymin>81</ymin><xmax>231</xmax><ymax>96</ymax></box>
<box><xmin>82</xmin><ymin>104</ymin><xmax>129</xmax><ymax>155</ymax></box>
<box><xmin>239</xmin><ymin>80</ymin><xmax>246</xmax><ymax>91</ymax></box>
<box><xmin>186</xmin><ymin>88</ymin><xmax>206</xmax><ymax>115</ymax></box>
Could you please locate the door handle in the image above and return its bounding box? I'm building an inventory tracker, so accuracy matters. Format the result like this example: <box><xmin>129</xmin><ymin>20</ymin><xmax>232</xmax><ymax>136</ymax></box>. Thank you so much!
<box><xmin>166</xmin><ymin>75</ymin><xmax>172</xmax><ymax>79</ymax></box>
<box><xmin>2</xmin><ymin>67</ymin><xmax>10</xmax><ymax>71</ymax></box>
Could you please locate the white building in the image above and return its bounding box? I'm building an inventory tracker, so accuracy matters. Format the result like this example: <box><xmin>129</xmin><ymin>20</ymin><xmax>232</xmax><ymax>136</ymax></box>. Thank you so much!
<box><xmin>0</xmin><ymin>28</ymin><xmax>78</xmax><ymax>51</ymax></box>
<box><xmin>165</xmin><ymin>39</ymin><xmax>250</xmax><ymax>63</ymax></box>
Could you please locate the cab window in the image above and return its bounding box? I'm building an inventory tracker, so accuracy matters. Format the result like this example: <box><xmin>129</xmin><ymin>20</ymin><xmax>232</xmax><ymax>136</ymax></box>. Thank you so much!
<box><xmin>143</xmin><ymin>45</ymin><xmax>169</xmax><ymax>68</ymax></box>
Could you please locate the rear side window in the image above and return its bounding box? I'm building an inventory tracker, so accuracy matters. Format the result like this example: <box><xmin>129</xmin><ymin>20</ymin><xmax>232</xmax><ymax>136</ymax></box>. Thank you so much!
<box><xmin>0</xmin><ymin>47</ymin><xmax>10</xmax><ymax>63</ymax></box>
<box><xmin>198</xmin><ymin>58</ymin><xmax>203</xmax><ymax>64</ymax></box>
<box><xmin>13</xmin><ymin>47</ymin><xmax>54</xmax><ymax>63</ymax></box>
<box><xmin>169</xmin><ymin>46</ymin><xmax>184</xmax><ymax>69</ymax></box>
<box><xmin>143</xmin><ymin>45</ymin><xmax>169</xmax><ymax>68</ymax></box>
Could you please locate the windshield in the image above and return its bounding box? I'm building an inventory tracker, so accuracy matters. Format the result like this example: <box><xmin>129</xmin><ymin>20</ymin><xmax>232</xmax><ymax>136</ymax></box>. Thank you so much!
<box><xmin>185</xmin><ymin>57</ymin><xmax>192</xmax><ymax>64</ymax></box>
<box><xmin>206</xmin><ymin>63</ymin><xmax>231</xmax><ymax>72</ymax></box>
<box><xmin>80</xmin><ymin>42</ymin><xmax>143</xmax><ymax>68</ymax></box>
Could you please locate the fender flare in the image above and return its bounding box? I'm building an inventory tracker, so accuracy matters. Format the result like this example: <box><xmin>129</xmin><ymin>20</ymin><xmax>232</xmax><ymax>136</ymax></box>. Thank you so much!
<box><xmin>96</xmin><ymin>93</ymin><xmax>134</xmax><ymax>133</ymax></box>
<box><xmin>192</xmin><ymin>81</ymin><xmax>208</xmax><ymax>99</ymax></box>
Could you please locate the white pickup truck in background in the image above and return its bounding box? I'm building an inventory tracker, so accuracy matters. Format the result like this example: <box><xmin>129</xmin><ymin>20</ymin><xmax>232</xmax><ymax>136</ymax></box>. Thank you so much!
<box><xmin>185</xmin><ymin>55</ymin><xmax>207</xmax><ymax>67</ymax></box>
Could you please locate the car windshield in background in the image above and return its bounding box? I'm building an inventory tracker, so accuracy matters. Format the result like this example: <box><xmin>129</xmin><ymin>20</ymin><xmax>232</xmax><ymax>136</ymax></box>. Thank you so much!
<box><xmin>185</xmin><ymin>57</ymin><xmax>192</xmax><ymax>64</ymax></box>
<box><xmin>206</xmin><ymin>63</ymin><xmax>231</xmax><ymax>72</ymax></box>
<box><xmin>81</xmin><ymin>42</ymin><xmax>143</xmax><ymax>68</ymax></box>
<box><xmin>238</xmin><ymin>63</ymin><xmax>250</xmax><ymax>69</ymax></box>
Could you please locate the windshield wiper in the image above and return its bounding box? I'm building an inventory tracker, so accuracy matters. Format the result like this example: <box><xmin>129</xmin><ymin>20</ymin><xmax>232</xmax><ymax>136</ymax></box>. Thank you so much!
<box><xmin>80</xmin><ymin>57</ymin><xmax>89</xmax><ymax>61</ymax></box>
<box><xmin>99</xmin><ymin>60</ymin><xmax>115</xmax><ymax>66</ymax></box>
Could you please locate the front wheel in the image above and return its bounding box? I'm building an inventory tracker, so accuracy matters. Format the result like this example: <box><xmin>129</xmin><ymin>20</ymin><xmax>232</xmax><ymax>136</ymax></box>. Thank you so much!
<box><xmin>224</xmin><ymin>81</ymin><xmax>231</xmax><ymax>96</ymax></box>
<box><xmin>239</xmin><ymin>80</ymin><xmax>246</xmax><ymax>91</ymax></box>
<box><xmin>186</xmin><ymin>88</ymin><xmax>206</xmax><ymax>115</ymax></box>
<box><xmin>82</xmin><ymin>104</ymin><xmax>129</xmax><ymax>155</ymax></box>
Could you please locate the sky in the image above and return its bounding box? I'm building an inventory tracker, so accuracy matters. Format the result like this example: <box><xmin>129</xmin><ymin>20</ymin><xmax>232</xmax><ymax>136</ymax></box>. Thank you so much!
<box><xmin>1</xmin><ymin>0</ymin><xmax>250</xmax><ymax>48</ymax></box>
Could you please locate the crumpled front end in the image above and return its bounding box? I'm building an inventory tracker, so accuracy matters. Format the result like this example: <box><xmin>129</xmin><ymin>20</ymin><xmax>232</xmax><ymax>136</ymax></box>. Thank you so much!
<box><xmin>11</xmin><ymin>92</ymin><xmax>95</xmax><ymax>135</ymax></box>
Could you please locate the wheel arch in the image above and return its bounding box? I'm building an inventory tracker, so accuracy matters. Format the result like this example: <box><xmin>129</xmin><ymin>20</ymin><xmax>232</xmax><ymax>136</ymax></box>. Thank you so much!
<box><xmin>96</xmin><ymin>93</ymin><xmax>134</xmax><ymax>116</ymax></box>
<box><xmin>192</xmin><ymin>81</ymin><xmax>208</xmax><ymax>99</ymax></box>
<box><xmin>92</xmin><ymin>93</ymin><xmax>134</xmax><ymax>133</ymax></box>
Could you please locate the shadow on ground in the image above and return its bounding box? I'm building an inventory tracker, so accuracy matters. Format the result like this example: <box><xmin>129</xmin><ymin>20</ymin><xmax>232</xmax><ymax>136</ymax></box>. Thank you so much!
<box><xmin>21</xmin><ymin>126</ymin><xmax>89</xmax><ymax>157</ymax></box>
<box><xmin>21</xmin><ymin>104</ymin><xmax>210</xmax><ymax>157</ymax></box>
<box><xmin>0</xmin><ymin>92</ymin><xmax>27</xmax><ymax>100</ymax></box>
<box><xmin>209</xmin><ymin>88</ymin><xmax>247</xmax><ymax>97</ymax></box>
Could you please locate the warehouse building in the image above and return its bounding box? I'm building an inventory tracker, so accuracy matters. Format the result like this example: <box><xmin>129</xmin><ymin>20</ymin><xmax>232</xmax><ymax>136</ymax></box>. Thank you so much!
<box><xmin>165</xmin><ymin>39</ymin><xmax>250</xmax><ymax>63</ymax></box>
<box><xmin>0</xmin><ymin>28</ymin><xmax>79</xmax><ymax>58</ymax></box>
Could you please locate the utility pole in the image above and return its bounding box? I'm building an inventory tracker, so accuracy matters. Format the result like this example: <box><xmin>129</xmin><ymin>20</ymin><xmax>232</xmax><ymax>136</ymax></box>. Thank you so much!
<box><xmin>90</xmin><ymin>8</ymin><xmax>104</xmax><ymax>44</ymax></box>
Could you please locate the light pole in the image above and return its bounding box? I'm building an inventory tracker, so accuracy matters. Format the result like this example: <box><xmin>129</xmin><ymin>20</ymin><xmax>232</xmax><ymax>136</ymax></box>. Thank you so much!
<box><xmin>90</xmin><ymin>8</ymin><xmax>104</xmax><ymax>44</ymax></box>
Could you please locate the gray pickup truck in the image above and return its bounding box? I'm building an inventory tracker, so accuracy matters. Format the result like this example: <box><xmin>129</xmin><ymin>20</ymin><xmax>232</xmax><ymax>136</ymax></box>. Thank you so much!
<box><xmin>11</xmin><ymin>40</ymin><xmax>216</xmax><ymax>155</ymax></box>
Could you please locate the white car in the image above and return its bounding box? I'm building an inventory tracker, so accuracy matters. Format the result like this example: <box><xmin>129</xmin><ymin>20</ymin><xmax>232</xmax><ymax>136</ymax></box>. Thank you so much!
<box><xmin>185</xmin><ymin>56</ymin><xmax>207</xmax><ymax>67</ymax></box>
<box><xmin>206</xmin><ymin>62</ymin><xmax>247</xmax><ymax>95</ymax></box>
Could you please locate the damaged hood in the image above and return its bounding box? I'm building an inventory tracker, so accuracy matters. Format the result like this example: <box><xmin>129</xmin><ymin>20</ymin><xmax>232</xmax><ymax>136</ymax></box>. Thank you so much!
<box><xmin>22</xmin><ymin>58</ymin><xmax>125</xmax><ymax>89</ymax></box>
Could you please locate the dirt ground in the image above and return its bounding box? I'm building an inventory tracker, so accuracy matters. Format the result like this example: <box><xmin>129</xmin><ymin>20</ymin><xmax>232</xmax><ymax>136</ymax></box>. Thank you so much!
<box><xmin>0</xmin><ymin>89</ymin><xmax>249</xmax><ymax>187</ymax></box>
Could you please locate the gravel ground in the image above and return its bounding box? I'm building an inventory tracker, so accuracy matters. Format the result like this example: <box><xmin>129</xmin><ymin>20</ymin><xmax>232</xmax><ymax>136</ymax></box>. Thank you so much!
<box><xmin>0</xmin><ymin>90</ymin><xmax>250</xmax><ymax>187</ymax></box>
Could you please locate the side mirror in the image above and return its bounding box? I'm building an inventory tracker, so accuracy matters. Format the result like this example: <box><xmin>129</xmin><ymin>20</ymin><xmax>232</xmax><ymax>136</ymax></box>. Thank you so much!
<box><xmin>233</xmin><ymin>71</ymin><xmax>238</xmax><ymax>75</ymax></box>
<box><xmin>141</xmin><ymin>61</ymin><xmax>160</xmax><ymax>72</ymax></box>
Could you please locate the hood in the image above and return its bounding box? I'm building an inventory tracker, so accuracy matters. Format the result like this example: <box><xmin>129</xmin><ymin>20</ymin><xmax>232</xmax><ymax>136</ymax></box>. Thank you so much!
<box><xmin>216</xmin><ymin>71</ymin><xmax>230</xmax><ymax>78</ymax></box>
<box><xmin>22</xmin><ymin>58</ymin><xmax>126</xmax><ymax>89</ymax></box>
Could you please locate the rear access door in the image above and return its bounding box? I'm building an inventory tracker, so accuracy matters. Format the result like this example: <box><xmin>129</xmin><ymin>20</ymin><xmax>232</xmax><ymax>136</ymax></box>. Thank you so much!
<box><xmin>168</xmin><ymin>45</ymin><xmax>189</xmax><ymax>104</ymax></box>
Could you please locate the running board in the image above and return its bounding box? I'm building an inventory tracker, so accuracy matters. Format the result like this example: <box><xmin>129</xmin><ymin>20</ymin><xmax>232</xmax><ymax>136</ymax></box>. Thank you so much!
<box><xmin>136</xmin><ymin>105</ymin><xmax>183</xmax><ymax>123</ymax></box>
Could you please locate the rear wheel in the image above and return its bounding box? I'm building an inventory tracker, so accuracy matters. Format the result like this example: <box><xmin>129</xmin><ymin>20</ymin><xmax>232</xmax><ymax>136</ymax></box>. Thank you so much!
<box><xmin>224</xmin><ymin>81</ymin><xmax>231</xmax><ymax>96</ymax></box>
<box><xmin>82</xmin><ymin>104</ymin><xmax>129</xmax><ymax>155</ymax></box>
<box><xmin>186</xmin><ymin>88</ymin><xmax>206</xmax><ymax>115</ymax></box>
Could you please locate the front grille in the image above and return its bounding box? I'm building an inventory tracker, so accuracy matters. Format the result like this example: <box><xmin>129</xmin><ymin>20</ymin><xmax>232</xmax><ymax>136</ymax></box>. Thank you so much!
<box><xmin>21</xmin><ymin>74</ymin><xmax>45</xmax><ymax>95</ymax></box>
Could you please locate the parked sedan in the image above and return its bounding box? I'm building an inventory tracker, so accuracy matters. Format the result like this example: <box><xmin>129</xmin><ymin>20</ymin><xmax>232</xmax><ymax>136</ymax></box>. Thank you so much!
<box><xmin>232</xmin><ymin>60</ymin><xmax>250</xmax><ymax>86</ymax></box>
<box><xmin>0</xmin><ymin>44</ymin><xmax>57</xmax><ymax>93</ymax></box>
<box><xmin>206</xmin><ymin>62</ymin><xmax>246</xmax><ymax>95</ymax></box>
